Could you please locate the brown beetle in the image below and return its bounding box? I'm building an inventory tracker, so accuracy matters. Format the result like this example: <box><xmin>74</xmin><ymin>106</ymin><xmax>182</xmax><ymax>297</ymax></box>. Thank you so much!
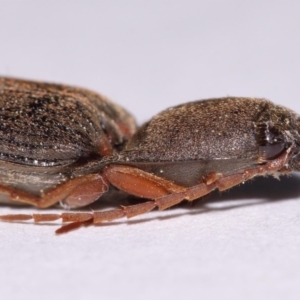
<box><xmin>1</xmin><ymin>77</ymin><xmax>299</xmax><ymax>234</ymax></box>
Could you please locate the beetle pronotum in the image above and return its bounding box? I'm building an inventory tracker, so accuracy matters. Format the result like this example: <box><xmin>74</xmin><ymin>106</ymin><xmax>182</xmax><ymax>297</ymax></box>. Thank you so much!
<box><xmin>0</xmin><ymin>77</ymin><xmax>299</xmax><ymax>233</ymax></box>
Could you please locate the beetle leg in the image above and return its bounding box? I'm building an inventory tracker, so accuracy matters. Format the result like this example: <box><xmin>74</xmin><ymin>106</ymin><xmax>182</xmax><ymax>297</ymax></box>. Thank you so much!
<box><xmin>54</xmin><ymin>184</ymin><xmax>217</xmax><ymax>234</ymax></box>
<box><xmin>57</xmin><ymin>201</ymin><xmax>158</xmax><ymax>234</ymax></box>
<box><xmin>99</xmin><ymin>165</ymin><xmax>219</xmax><ymax>211</ymax></box>
<box><xmin>101</xmin><ymin>150</ymin><xmax>291</xmax><ymax>212</ymax></box>
<box><xmin>103</xmin><ymin>165</ymin><xmax>187</xmax><ymax>198</ymax></box>
<box><xmin>0</xmin><ymin>212</ymin><xmax>94</xmax><ymax>234</ymax></box>
<box><xmin>0</xmin><ymin>201</ymin><xmax>157</xmax><ymax>234</ymax></box>
<box><xmin>155</xmin><ymin>148</ymin><xmax>292</xmax><ymax>209</ymax></box>
<box><xmin>0</xmin><ymin>150</ymin><xmax>291</xmax><ymax>233</ymax></box>
<box><xmin>94</xmin><ymin>149</ymin><xmax>291</xmax><ymax>213</ymax></box>
<box><xmin>0</xmin><ymin>173</ymin><xmax>108</xmax><ymax>208</ymax></box>
<box><xmin>167</xmin><ymin>148</ymin><xmax>286</xmax><ymax>204</ymax></box>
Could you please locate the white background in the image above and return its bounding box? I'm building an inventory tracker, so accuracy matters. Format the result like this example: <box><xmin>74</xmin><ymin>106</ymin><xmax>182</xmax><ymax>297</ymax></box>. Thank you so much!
<box><xmin>0</xmin><ymin>1</ymin><xmax>300</xmax><ymax>300</ymax></box>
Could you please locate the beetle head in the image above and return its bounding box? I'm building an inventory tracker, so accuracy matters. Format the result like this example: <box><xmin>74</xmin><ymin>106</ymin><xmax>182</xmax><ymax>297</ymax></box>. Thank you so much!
<box><xmin>257</xmin><ymin>104</ymin><xmax>300</xmax><ymax>171</ymax></box>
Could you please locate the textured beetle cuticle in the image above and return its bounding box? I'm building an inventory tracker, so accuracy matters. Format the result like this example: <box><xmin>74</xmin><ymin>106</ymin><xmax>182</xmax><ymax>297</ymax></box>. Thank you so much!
<box><xmin>0</xmin><ymin>77</ymin><xmax>300</xmax><ymax>233</ymax></box>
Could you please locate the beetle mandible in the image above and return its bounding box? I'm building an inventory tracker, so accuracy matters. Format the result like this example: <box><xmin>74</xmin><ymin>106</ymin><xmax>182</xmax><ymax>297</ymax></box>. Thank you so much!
<box><xmin>0</xmin><ymin>77</ymin><xmax>299</xmax><ymax>234</ymax></box>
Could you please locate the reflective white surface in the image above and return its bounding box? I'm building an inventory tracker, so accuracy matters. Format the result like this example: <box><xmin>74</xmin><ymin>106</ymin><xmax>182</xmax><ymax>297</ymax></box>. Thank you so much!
<box><xmin>0</xmin><ymin>1</ymin><xmax>300</xmax><ymax>300</ymax></box>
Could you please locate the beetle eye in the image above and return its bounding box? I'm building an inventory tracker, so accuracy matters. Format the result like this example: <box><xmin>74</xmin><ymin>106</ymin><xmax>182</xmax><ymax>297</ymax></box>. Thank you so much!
<box><xmin>257</xmin><ymin>123</ymin><xmax>286</xmax><ymax>160</ymax></box>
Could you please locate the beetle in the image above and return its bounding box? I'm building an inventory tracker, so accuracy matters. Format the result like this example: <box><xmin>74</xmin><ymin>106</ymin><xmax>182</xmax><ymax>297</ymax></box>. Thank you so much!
<box><xmin>0</xmin><ymin>77</ymin><xmax>299</xmax><ymax>234</ymax></box>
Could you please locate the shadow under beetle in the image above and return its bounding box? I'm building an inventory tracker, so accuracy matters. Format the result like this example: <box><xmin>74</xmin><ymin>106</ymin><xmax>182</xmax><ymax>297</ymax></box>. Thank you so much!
<box><xmin>0</xmin><ymin>77</ymin><xmax>299</xmax><ymax>233</ymax></box>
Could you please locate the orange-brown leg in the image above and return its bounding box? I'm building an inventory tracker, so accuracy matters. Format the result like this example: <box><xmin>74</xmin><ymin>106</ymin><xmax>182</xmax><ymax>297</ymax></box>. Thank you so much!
<box><xmin>0</xmin><ymin>174</ymin><xmax>225</xmax><ymax>234</ymax></box>
<box><xmin>66</xmin><ymin>151</ymin><xmax>291</xmax><ymax>232</ymax></box>
<box><xmin>0</xmin><ymin>167</ymin><xmax>239</xmax><ymax>233</ymax></box>
<box><xmin>0</xmin><ymin>173</ymin><xmax>108</xmax><ymax>208</ymax></box>
<box><xmin>0</xmin><ymin>149</ymin><xmax>290</xmax><ymax>234</ymax></box>
<box><xmin>0</xmin><ymin>166</ymin><xmax>189</xmax><ymax>233</ymax></box>
<box><xmin>103</xmin><ymin>165</ymin><xmax>187</xmax><ymax>198</ymax></box>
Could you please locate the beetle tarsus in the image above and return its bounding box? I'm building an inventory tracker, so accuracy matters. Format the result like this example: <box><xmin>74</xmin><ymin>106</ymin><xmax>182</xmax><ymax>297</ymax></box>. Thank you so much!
<box><xmin>0</xmin><ymin>214</ymin><xmax>33</xmax><ymax>222</ymax></box>
<box><xmin>33</xmin><ymin>214</ymin><xmax>62</xmax><ymax>222</ymax></box>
